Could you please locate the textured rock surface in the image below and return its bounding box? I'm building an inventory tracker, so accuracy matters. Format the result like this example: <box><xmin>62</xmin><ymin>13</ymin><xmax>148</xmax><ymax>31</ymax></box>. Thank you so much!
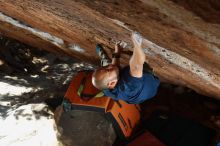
<box><xmin>58</xmin><ymin>110</ymin><xmax>116</xmax><ymax>146</ymax></box>
<box><xmin>0</xmin><ymin>0</ymin><xmax>219</xmax><ymax>99</ymax></box>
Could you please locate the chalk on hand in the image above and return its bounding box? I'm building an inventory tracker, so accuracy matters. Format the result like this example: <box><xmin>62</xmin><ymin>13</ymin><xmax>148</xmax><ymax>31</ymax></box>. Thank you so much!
<box><xmin>132</xmin><ymin>31</ymin><xmax>142</xmax><ymax>47</ymax></box>
<box><xmin>116</xmin><ymin>41</ymin><xmax>127</xmax><ymax>48</ymax></box>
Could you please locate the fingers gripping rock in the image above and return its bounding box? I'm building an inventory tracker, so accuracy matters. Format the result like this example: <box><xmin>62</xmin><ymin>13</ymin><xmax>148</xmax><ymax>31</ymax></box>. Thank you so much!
<box><xmin>116</xmin><ymin>41</ymin><xmax>127</xmax><ymax>48</ymax></box>
<box><xmin>132</xmin><ymin>32</ymin><xmax>142</xmax><ymax>47</ymax></box>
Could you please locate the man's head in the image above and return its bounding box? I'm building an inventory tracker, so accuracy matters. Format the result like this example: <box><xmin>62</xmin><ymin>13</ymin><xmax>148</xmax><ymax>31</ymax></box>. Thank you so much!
<box><xmin>92</xmin><ymin>64</ymin><xmax>119</xmax><ymax>90</ymax></box>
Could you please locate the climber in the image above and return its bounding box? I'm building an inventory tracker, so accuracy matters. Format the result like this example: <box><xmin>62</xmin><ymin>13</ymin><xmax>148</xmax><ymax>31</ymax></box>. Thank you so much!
<box><xmin>92</xmin><ymin>32</ymin><xmax>160</xmax><ymax>104</ymax></box>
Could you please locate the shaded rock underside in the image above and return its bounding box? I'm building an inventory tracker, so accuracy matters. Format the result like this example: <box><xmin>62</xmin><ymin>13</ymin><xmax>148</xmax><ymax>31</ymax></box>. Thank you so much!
<box><xmin>0</xmin><ymin>1</ymin><xmax>219</xmax><ymax>99</ymax></box>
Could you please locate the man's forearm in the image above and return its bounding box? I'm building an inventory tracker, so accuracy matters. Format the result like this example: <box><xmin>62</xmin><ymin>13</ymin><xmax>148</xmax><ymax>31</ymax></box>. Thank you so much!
<box><xmin>112</xmin><ymin>43</ymin><xmax>123</xmax><ymax>66</ymax></box>
<box><xmin>130</xmin><ymin>32</ymin><xmax>145</xmax><ymax>65</ymax></box>
<box><xmin>129</xmin><ymin>32</ymin><xmax>145</xmax><ymax>77</ymax></box>
<box><xmin>112</xmin><ymin>51</ymin><xmax>120</xmax><ymax>66</ymax></box>
<box><xmin>132</xmin><ymin>45</ymin><xmax>145</xmax><ymax>65</ymax></box>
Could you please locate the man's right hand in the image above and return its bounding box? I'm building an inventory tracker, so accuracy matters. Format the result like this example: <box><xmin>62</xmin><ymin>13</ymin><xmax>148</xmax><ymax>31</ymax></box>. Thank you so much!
<box><xmin>115</xmin><ymin>41</ymin><xmax>125</xmax><ymax>53</ymax></box>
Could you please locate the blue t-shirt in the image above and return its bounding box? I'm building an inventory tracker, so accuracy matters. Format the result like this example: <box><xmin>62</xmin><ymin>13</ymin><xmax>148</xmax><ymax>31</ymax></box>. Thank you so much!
<box><xmin>103</xmin><ymin>66</ymin><xmax>160</xmax><ymax>104</ymax></box>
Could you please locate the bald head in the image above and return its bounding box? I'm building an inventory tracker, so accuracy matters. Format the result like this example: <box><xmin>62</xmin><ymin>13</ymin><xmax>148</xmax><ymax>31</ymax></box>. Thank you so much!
<box><xmin>92</xmin><ymin>69</ymin><xmax>108</xmax><ymax>90</ymax></box>
<box><xmin>92</xmin><ymin>65</ymin><xmax>119</xmax><ymax>90</ymax></box>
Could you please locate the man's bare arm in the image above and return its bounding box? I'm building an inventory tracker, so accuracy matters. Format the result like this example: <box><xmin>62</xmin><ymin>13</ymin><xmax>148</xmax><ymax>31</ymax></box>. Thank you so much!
<box><xmin>112</xmin><ymin>42</ymin><xmax>123</xmax><ymax>66</ymax></box>
<box><xmin>129</xmin><ymin>32</ymin><xmax>145</xmax><ymax>78</ymax></box>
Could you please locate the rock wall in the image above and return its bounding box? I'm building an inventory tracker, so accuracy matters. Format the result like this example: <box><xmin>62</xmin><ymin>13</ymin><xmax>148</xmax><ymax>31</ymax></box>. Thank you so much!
<box><xmin>0</xmin><ymin>0</ymin><xmax>219</xmax><ymax>99</ymax></box>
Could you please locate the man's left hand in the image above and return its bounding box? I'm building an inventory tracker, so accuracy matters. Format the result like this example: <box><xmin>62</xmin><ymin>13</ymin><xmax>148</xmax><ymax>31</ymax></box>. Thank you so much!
<box><xmin>115</xmin><ymin>41</ymin><xmax>125</xmax><ymax>53</ymax></box>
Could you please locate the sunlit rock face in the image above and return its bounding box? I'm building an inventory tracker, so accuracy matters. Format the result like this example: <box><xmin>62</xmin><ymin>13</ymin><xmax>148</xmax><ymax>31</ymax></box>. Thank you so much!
<box><xmin>0</xmin><ymin>104</ymin><xmax>60</xmax><ymax>146</ymax></box>
<box><xmin>0</xmin><ymin>0</ymin><xmax>219</xmax><ymax>100</ymax></box>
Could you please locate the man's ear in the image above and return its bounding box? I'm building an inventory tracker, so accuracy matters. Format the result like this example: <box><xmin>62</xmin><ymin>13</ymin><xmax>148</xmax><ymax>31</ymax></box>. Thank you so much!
<box><xmin>107</xmin><ymin>79</ymin><xmax>117</xmax><ymax>89</ymax></box>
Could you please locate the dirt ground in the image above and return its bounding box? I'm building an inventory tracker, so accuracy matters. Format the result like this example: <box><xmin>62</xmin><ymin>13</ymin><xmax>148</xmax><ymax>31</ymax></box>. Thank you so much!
<box><xmin>0</xmin><ymin>36</ymin><xmax>219</xmax><ymax>146</ymax></box>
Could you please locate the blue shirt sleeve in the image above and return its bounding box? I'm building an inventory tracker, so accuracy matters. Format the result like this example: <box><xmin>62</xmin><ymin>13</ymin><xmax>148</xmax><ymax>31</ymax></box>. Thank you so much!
<box><xmin>103</xmin><ymin>89</ymin><xmax>117</xmax><ymax>100</ymax></box>
<box><xmin>103</xmin><ymin>66</ymin><xmax>160</xmax><ymax>103</ymax></box>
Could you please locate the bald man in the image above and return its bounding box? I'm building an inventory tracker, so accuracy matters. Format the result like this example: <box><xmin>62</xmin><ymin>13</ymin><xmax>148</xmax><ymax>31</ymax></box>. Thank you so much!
<box><xmin>92</xmin><ymin>32</ymin><xmax>160</xmax><ymax>104</ymax></box>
